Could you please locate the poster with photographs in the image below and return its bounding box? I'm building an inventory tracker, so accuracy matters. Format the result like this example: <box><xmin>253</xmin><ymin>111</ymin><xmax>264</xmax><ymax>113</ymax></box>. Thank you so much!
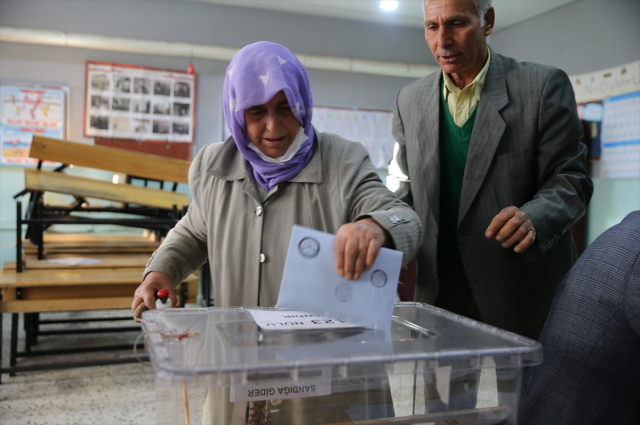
<box><xmin>0</xmin><ymin>82</ymin><xmax>69</xmax><ymax>165</ymax></box>
<box><xmin>84</xmin><ymin>62</ymin><xmax>196</xmax><ymax>143</ymax></box>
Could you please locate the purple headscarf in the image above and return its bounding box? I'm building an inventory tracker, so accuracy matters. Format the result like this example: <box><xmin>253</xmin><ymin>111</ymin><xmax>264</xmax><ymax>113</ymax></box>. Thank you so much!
<box><xmin>223</xmin><ymin>41</ymin><xmax>315</xmax><ymax>191</ymax></box>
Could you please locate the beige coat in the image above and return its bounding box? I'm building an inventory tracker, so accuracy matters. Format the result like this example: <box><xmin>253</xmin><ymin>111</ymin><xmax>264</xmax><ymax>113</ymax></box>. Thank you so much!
<box><xmin>145</xmin><ymin>132</ymin><xmax>422</xmax><ymax>308</ymax></box>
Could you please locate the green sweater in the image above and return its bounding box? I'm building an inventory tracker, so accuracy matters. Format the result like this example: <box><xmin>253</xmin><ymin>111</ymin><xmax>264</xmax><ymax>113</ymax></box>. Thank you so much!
<box><xmin>438</xmin><ymin>88</ymin><xmax>478</xmax><ymax>258</ymax></box>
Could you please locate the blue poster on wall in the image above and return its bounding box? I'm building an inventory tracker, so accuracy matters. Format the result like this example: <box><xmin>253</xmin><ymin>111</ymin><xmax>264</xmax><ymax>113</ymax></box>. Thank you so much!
<box><xmin>0</xmin><ymin>82</ymin><xmax>69</xmax><ymax>166</ymax></box>
<box><xmin>1</xmin><ymin>126</ymin><xmax>64</xmax><ymax>166</ymax></box>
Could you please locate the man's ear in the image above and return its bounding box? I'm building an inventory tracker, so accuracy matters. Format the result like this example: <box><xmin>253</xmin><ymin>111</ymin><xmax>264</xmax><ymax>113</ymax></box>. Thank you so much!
<box><xmin>484</xmin><ymin>7</ymin><xmax>495</xmax><ymax>36</ymax></box>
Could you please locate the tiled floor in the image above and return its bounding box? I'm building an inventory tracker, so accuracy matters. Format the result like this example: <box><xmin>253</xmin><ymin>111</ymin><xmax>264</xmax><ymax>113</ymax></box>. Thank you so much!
<box><xmin>0</xmin><ymin>310</ymin><xmax>156</xmax><ymax>425</ymax></box>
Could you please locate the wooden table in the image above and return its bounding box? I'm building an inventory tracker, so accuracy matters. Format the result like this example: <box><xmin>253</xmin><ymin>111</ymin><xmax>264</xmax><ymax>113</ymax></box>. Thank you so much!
<box><xmin>0</xmin><ymin>260</ymin><xmax>198</xmax><ymax>382</ymax></box>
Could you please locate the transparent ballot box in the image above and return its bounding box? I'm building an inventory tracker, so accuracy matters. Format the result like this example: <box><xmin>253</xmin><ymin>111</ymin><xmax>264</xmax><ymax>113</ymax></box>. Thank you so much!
<box><xmin>142</xmin><ymin>303</ymin><xmax>542</xmax><ymax>425</ymax></box>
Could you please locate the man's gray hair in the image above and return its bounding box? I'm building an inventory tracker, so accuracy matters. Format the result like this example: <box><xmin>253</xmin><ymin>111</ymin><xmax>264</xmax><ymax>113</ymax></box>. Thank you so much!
<box><xmin>475</xmin><ymin>0</ymin><xmax>492</xmax><ymax>26</ymax></box>
<box><xmin>423</xmin><ymin>0</ymin><xmax>492</xmax><ymax>26</ymax></box>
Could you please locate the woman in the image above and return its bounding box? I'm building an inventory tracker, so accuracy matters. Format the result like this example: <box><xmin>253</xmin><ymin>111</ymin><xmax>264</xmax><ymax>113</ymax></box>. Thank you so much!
<box><xmin>131</xmin><ymin>41</ymin><xmax>421</xmax><ymax>424</ymax></box>
<box><xmin>132</xmin><ymin>41</ymin><xmax>420</xmax><ymax>312</ymax></box>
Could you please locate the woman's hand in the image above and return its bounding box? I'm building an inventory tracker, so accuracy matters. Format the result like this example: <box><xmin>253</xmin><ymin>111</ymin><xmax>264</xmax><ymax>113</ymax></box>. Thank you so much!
<box><xmin>131</xmin><ymin>271</ymin><xmax>177</xmax><ymax>312</ymax></box>
<box><xmin>334</xmin><ymin>218</ymin><xmax>391</xmax><ymax>281</ymax></box>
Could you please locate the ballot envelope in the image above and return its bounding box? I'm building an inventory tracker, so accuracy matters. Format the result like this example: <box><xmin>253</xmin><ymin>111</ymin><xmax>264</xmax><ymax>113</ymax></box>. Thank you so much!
<box><xmin>143</xmin><ymin>303</ymin><xmax>542</xmax><ymax>425</ymax></box>
<box><xmin>277</xmin><ymin>225</ymin><xmax>403</xmax><ymax>330</ymax></box>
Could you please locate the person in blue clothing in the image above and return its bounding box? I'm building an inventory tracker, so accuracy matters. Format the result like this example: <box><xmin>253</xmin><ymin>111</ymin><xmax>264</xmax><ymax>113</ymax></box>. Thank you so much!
<box><xmin>519</xmin><ymin>211</ymin><xmax>640</xmax><ymax>425</ymax></box>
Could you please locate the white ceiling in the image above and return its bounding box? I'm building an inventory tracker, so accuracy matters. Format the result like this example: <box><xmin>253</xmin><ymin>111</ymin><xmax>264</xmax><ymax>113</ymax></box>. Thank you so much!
<box><xmin>183</xmin><ymin>0</ymin><xmax>579</xmax><ymax>32</ymax></box>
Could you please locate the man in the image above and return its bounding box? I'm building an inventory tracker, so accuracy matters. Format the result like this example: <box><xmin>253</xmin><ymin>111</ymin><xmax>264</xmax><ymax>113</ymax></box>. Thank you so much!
<box><xmin>519</xmin><ymin>211</ymin><xmax>640</xmax><ymax>425</ymax></box>
<box><xmin>390</xmin><ymin>0</ymin><xmax>593</xmax><ymax>339</ymax></box>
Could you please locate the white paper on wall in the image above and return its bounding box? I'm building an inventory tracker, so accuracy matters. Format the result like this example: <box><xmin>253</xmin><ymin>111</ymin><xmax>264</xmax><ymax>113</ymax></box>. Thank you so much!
<box><xmin>312</xmin><ymin>106</ymin><xmax>394</xmax><ymax>169</ymax></box>
<box><xmin>600</xmin><ymin>91</ymin><xmax>640</xmax><ymax>178</ymax></box>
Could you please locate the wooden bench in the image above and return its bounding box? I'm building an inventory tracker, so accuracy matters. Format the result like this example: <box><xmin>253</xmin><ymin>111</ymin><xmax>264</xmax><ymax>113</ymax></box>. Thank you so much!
<box><xmin>30</xmin><ymin>135</ymin><xmax>190</xmax><ymax>184</ymax></box>
<box><xmin>19</xmin><ymin>136</ymin><xmax>192</xmax><ymax>261</ymax></box>
<box><xmin>27</xmin><ymin>233</ymin><xmax>160</xmax><ymax>244</ymax></box>
<box><xmin>21</xmin><ymin>236</ymin><xmax>160</xmax><ymax>257</ymax></box>
<box><xmin>25</xmin><ymin>168</ymin><xmax>190</xmax><ymax>210</ymax></box>
<box><xmin>0</xmin><ymin>268</ymin><xmax>198</xmax><ymax>314</ymax></box>
<box><xmin>2</xmin><ymin>136</ymin><xmax>201</xmax><ymax>380</ymax></box>
<box><xmin>0</xmin><ymin>262</ymin><xmax>198</xmax><ymax>380</ymax></box>
<box><xmin>3</xmin><ymin>255</ymin><xmax>152</xmax><ymax>272</ymax></box>
<box><xmin>24</xmin><ymin>252</ymin><xmax>154</xmax><ymax>262</ymax></box>
<box><xmin>17</xmin><ymin>232</ymin><xmax>160</xmax><ymax>264</ymax></box>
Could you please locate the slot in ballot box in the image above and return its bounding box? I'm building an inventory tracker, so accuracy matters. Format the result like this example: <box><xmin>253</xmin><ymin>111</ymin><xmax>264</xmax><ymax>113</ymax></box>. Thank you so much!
<box><xmin>141</xmin><ymin>303</ymin><xmax>542</xmax><ymax>425</ymax></box>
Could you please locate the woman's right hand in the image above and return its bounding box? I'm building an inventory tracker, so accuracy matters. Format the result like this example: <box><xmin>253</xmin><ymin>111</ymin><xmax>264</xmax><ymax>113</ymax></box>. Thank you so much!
<box><xmin>131</xmin><ymin>271</ymin><xmax>177</xmax><ymax>312</ymax></box>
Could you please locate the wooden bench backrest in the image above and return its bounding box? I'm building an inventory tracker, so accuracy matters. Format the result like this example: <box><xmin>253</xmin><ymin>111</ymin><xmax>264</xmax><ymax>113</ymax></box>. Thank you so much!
<box><xmin>25</xmin><ymin>168</ymin><xmax>190</xmax><ymax>210</ymax></box>
<box><xmin>38</xmin><ymin>234</ymin><xmax>156</xmax><ymax>243</ymax></box>
<box><xmin>30</xmin><ymin>135</ymin><xmax>190</xmax><ymax>183</ymax></box>
<box><xmin>2</xmin><ymin>256</ymin><xmax>152</xmax><ymax>272</ymax></box>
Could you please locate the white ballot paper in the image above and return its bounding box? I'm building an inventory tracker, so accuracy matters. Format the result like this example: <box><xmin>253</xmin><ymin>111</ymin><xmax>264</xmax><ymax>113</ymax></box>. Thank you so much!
<box><xmin>276</xmin><ymin>225</ymin><xmax>402</xmax><ymax>330</ymax></box>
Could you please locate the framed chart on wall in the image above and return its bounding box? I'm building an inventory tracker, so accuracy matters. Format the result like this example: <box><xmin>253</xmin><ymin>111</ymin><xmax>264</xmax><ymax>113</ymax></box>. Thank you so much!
<box><xmin>84</xmin><ymin>61</ymin><xmax>196</xmax><ymax>144</ymax></box>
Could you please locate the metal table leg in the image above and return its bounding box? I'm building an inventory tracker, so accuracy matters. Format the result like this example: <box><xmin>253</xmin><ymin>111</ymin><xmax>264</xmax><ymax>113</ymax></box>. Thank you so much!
<box><xmin>0</xmin><ymin>307</ymin><xmax>3</xmax><ymax>384</ymax></box>
<box><xmin>24</xmin><ymin>313</ymin><xmax>31</xmax><ymax>352</ymax></box>
<box><xmin>10</xmin><ymin>313</ymin><xmax>19</xmax><ymax>377</ymax></box>
<box><xmin>179</xmin><ymin>282</ymin><xmax>188</xmax><ymax>308</ymax></box>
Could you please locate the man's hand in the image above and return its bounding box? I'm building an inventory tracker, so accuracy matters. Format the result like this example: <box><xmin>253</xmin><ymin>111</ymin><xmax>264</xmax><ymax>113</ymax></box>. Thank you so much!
<box><xmin>335</xmin><ymin>218</ymin><xmax>390</xmax><ymax>281</ymax></box>
<box><xmin>131</xmin><ymin>271</ymin><xmax>177</xmax><ymax>312</ymax></box>
<box><xmin>485</xmin><ymin>206</ymin><xmax>536</xmax><ymax>253</ymax></box>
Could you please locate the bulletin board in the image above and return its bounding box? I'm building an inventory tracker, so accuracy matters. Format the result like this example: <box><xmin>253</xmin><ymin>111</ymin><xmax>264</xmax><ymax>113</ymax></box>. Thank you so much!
<box><xmin>0</xmin><ymin>81</ymin><xmax>69</xmax><ymax>166</ymax></box>
<box><xmin>311</xmin><ymin>106</ymin><xmax>395</xmax><ymax>169</ymax></box>
<box><xmin>571</xmin><ymin>60</ymin><xmax>640</xmax><ymax>179</ymax></box>
<box><xmin>84</xmin><ymin>61</ymin><xmax>196</xmax><ymax>143</ymax></box>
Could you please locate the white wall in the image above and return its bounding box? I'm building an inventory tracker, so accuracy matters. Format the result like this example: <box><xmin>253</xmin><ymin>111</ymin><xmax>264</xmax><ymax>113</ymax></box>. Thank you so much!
<box><xmin>490</xmin><ymin>0</ymin><xmax>640</xmax><ymax>75</ymax></box>
<box><xmin>0</xmin><ymin>0</ymin><xmax>434</xmax><ymax>65</ymax></box>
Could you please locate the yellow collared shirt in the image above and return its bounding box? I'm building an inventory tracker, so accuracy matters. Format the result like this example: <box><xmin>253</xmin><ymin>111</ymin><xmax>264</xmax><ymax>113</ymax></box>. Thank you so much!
<box><xmin>442</xmin><ymin>48</ymin><xmax>491</xmax><ymax>127</ymax></box>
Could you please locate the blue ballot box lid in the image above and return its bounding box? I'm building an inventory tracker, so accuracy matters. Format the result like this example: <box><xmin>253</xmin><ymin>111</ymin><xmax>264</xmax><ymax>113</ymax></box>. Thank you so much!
<box><xmin>141</xmin><ymin>302</ymin><xmax>542</xmax><ymax>385</ymax></box>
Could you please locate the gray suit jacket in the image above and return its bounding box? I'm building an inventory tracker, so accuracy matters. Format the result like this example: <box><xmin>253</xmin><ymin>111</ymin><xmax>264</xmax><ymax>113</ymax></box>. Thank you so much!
<box><xmin>391</xmin><ymin>48</ymin><xmax>593</xmax><ymax>339</ymax></box>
